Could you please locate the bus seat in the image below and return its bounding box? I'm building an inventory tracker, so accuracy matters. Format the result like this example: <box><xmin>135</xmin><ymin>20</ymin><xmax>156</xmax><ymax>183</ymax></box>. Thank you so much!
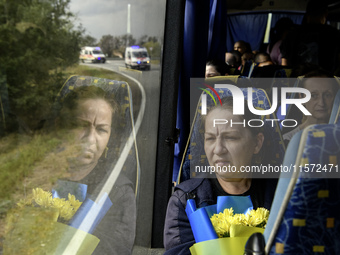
<box><xmin>329</xmin><ymin>86</ymin><xmax>340</xmax><ymax>124</ymax></box>
<box><xmin>204</xmin><ymin>75</ymin><xmax>252</xmax><ymax>88</ymax></box>
<box><xmin>241</xmin><ymin>60</ymin><xmax>254</xmax><ymax>77</ymax></box>
<box><xmin>278</xmin><ymin>76</ymin><xmax>304</xmax><ymax>132</ymax></box>
<box><xmin>55</xmin><ymin>75</ymin><xmax>141</xmax><ymax>201</ymax></box>
<box><xmin>274</xmin><ymin>68</ymin><xmax>293</xmax><ymax>79</ymax></box>
<box><xmin>228</xmin><ymin>67</ymin><xmax>241</xmax><ymax>75</ymax></box>
<box><xmin>248</xmin><ymin>62</ymin><xmax>258</xmax><ymax>78</ymax></box>
<box><xmin>176</xmin><ymin>86</ymin><xmax>285</xmax><ymax>184</ymax></box>
<box><xmin>264</xmin><ymin>123</ymin><xmax>340</xmax><ymax>254</ymax></box>
<box><xmin>251</xmin><ymin>65</ymin><xmax>283</xmax><ymax>79</ymax></box>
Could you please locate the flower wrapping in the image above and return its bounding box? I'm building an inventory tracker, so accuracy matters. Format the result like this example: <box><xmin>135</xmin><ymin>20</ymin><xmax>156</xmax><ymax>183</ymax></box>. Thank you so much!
<box><xmin>4</xmin><ymin>181</ymin><xmax>113</xmax><ymax>255</ymax></box>
<box><xmin>186</xmin><ymin>196</ymin><xmax>267</xmax><ymax>255</ymax></box>
<box><xmin>53</xmin><ymin>180</ymin><xmax>113</xmax><ymax>234</ymax></box>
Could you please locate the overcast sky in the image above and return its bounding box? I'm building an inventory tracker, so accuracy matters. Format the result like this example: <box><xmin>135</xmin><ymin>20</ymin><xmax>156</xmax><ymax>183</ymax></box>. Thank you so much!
<box><xmin>69</xmin><ymin>0</ymin><xmax>166</xmax><ymax>41</ymax></box>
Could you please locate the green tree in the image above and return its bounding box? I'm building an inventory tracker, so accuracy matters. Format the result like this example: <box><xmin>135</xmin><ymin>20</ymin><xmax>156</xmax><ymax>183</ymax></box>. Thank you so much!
<box><xmin>0</xmin><ymin>0</ymin><xmax>83</xmax><ymax>132</ymax></box>
<box><xmin>99</xmin><ymin>34</ymin><xmax>115</xmax><ymax>57</ymax></box>
<box><xmin>143</xmin><ymin>40</ymin><xmax>161</xmax><ymax>58</ymax></box>
<box><xmin>120</xmin><ymin>34</ymin><xmax>136</xmax><ymax>47</ymax></box>
<box><xmin>80</xmin><ymin>34</ymin><xmax>98</xmax><ymax>47</ymax></box>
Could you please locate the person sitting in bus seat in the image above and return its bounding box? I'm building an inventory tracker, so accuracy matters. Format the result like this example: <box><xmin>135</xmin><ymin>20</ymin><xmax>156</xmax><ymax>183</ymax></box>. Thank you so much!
<box><xmin>280</xmin><ymin>0</ymin><xmax>340</xmax><ymax>74</ymax></box>
<box><xmin>163</xmin><ymin>97</ymin><xmax>277</xmax><ymax>255</ymax></box>
<box><xmin>254</xmin><ymin>52</ymin><xmax>274</xmax><ymax>67</ymax></box>
<box><xmin>283</xmin><ymin>69</ymin><xmax>339</xmax><ymax>142</ymax></box>
<box><xmin>225</xmin><ymin>52</ymin><xmax>237</xmax><ymax>67</ymax></box>
<box><xmin>267</xmin><ymin>17</ymin><xmax>295</xmax><ymax>66</ymax></box>
<box><xmin>225</xmin><ymin>50</ymin><xmax>242</xmax><ymax>75</ymax></box>
<box><xmin>234</xmin><ymin>40</ymin><xmax>252</xmax><ymax>55</ymax></box>
<box><xmin>205</xmin><ymin>59</ymin><xmax>230</xmax><ymax>78</ymax></box>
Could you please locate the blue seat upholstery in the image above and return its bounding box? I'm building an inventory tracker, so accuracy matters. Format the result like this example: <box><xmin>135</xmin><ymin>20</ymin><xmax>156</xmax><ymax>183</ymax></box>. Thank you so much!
<box><xmin>276</xmin><ymin>77</ymin><xmax>303</xmax><ymax>130</ymax></box>
<box><xmin>177</xmin><ymin>86</ymin><xmax>285</xmax><ymax>184</ymax></box>
<box><xmin>264</xmin><ymin>123</ymin><xmax>340</xmax><ymax>254</ymax></box>
<box><xmin>274</xmin><ymin>68</ymin><xmax>292</xmax><ymax>79</ymax></box>
<box><xmin>329</xmin><ymin>89</ymin><xmax>340</xmax><ymax>124</ymax></box>
<box><xmin>241</xmin><ymin>60</ymin><xmax>254</xmax><ymax>77</ymax></box>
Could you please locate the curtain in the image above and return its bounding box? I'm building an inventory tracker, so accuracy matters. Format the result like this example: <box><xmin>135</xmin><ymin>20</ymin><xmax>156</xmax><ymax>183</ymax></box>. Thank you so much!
<box><xmin>173</xmin><ymin>0</ymin><xmax>227</xmax><ymax>182</ymax></box>
<box><xmin>226</xmin><ymin>12</ymin><xmax>268</xmax><ymax>52</ymax></box>
<box><xmin>226</xmin><ymin>11</ymin><xmax>304</xmax><ymax>52</ymax></box>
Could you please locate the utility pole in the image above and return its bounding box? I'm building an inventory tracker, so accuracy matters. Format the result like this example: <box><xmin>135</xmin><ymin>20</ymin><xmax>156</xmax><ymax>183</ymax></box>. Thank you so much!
<box><xmin>127</xmin><ymin>4</ymin><xmax>131</xmax><ymax>47</ymax></box>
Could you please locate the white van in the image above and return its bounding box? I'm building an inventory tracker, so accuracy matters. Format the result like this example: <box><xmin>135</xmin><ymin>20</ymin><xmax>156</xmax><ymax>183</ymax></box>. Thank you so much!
<box><xmin>79</xmin><ymin>46</ymin><xmax>106</xmax><ymax>63</ymax></box>
<box><xmin>125</xmin><ymin>46</ymin><xmax>151</xmax><ymax>70</ymax></box>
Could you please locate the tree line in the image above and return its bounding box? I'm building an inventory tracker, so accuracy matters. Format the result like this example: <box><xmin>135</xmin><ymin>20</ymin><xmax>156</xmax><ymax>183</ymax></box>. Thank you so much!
<box><xmin>0</xmin><ymin>0</ymin><xmax>83</xmax><ymax>134</ymax></box>
<box><xmin>0</xmin><ymin>0</ymin><xmax>161</xmax><ymax>135</ymax></box>
<box><xmin>81</xmin><ymin>34</ymin><xmax>161</xmax><ymax>59</ymax></box>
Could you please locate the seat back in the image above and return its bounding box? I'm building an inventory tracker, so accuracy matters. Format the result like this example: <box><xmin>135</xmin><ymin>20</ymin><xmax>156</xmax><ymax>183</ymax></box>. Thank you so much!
<box><xmin>177</xmin><ymin>86</ymin><xmax>285</xmax><ymax>184</ymax></box>
<box><xmin>241</xmin><ymin>60</ymin><xmax>254</xmax><ymax>77</ymax></box>
<box><xmin>264</xmin><ymin>123</ymin><xmax>340</xmax><ymax>254</ymax></box>
<box><xmin>274</xmin><ymin>68</ymin><xmax>292</xmax><ymax>79</ymax></box>
<box><xmin>279</xmin><ymin>77</ymin><xmax>304</xmax><ymax>133</ymax></box>
<box><xmin>329</xmin><ymin>89</ymin><xmax>340</xmax><ymax>124</ymax></box>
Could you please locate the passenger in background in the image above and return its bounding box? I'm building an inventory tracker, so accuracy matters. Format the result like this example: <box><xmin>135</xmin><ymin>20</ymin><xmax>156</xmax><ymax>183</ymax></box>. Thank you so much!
<box><xmin>267</xmin><ymin>17</ymin><xmax>294</xmax><ymax>65</ymax></box>
<box><xmin>205</xmin><ymin>59</ymin><xmax>230</xmax><ymax>78</ymax></box>
<box><xmin>233</xmin><ymin>40</ymin><xmax>254</xmax><ymax>70</ymax></box>
<box><xmin>225</xmin><ymin>52</ymin><xmax>237</xmax><ymax>67</ymax></box>
<box><xmin>241</xmin><ymin>52</ymin><xmax>254</xmax><ymax>67</ymax></box>
<box><xmin>283</xmin><ymin>69</ymin><xmax>339</xmax><ymax>142</ymax></box>
<box><xmin>234</xmin><ymin>40</ymin><xmax>252</xmax><ymax>55</ymax></box>
<box><xmin>254</xmin><ymin>52</ymin><xmax>274</xmax><ymax>67</ymax></box>
<box><xmin>230</xmin><ymin>50</ymin><xmax>242</xmax><ymax>68</ymax></box>
<box><xmin>225</xmin><ymin>50</ymin><xmax>242</xmax><ymax>75</ymax></box>
<box><xmin>280</xmin><ymin>0</ymin><xmax>340</xmax><ymax>74</ymax></box>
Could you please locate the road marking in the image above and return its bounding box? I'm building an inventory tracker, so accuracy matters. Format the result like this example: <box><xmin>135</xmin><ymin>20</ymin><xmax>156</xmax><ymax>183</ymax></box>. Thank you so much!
<box><xmin>119</xmin><ymin>66</ymin><xmax>143</xmax><ymax>74</ymax></box>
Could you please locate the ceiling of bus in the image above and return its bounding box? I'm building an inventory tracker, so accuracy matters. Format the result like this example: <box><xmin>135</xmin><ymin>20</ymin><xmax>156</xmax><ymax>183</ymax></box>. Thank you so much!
<box><xmin>227</xmin><ymin>0</ymin><xmax>340</xmax><ymax>18</ymax></box>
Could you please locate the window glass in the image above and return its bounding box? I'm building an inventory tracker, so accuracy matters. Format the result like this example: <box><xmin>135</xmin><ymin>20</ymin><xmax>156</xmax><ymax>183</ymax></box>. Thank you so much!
<box><xmin>0</xmin><ymin>0</ymin><xmax>166</xmax><ymax>253</ymax></box>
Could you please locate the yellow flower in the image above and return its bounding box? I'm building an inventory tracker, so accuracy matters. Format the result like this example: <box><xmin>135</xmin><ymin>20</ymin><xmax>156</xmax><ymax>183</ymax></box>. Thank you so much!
<box><xmin>17</xmin><ymin>188</ymin><xmax>83</xmax><ymax>222</ymax></box>
<box><xmin>240</xmin><ymin>208</ymin><xmax>269</xmax><ymax>227</ymax></box>
<box><xmin>32</xmin><ymin>188</ymin><xmax>53</xmax><ymax>207</ymax></box>
<box><xmin>68</xmin><ymin>193</ymin><xmax>82</xmax><ymax>211</ymax></box>
<box><xmin>210</xmin><ymin>207</ymin><xmax>269</xmax><ymax>238</ymax></box>
<box><xmin>57</xmin><ymin>200</ymin><xmax>75</xmax><ymax>221</ymax></box>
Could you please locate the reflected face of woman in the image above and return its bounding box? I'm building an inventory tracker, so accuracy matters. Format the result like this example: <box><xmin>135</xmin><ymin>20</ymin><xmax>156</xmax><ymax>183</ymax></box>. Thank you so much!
<box><xmin>205</xmin><ymin>65</ymin><xmax>221</xmax><ymax>78</ymax></box>
<box><xmin>204</xmin><ymin>108</ymin><xmax>263</xmax><ymax>180</ymax></box>
<box><xmin>303</xmin><ymin>78</ymin><xmax>336</xmax><ymax>122</ymax></box>
<box><xmin>68</xmin><ymin>98</ymin><xmax>112</xmax><ymax>181</ymax></box>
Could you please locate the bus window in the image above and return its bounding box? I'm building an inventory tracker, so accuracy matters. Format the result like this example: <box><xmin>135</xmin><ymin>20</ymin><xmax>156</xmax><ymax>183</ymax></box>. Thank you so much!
<box><xmin>0</xmin><ymin>0</ymin><xmax>168</xmax><ymax>254</ymax></box>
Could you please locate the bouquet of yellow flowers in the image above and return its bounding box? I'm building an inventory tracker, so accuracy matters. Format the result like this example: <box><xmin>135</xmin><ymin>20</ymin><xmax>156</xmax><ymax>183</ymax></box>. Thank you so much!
<box><xmin>17</xmin><ymin>188</ymin><xmax>82</xmax><ymax>222</ymax></box>
<box><xmin>186</xmin><ymin>196</ymin><xmax>269</xmax><ymax>255</ymax></box>
<box><xmin>4</xmin><ymin>181</ymin><xmax>112</xmax><ymax>255</ymax></box>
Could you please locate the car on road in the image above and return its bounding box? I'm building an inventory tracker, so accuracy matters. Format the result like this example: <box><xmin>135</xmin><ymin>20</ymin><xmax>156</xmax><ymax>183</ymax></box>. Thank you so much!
<box><xmin>80</xmin><ymin>46</ymin><xmax>106</xmax><ymax>63</ymax></box>
<box><xmin>125</xmin><ymin>46</ymin><xmax>151</xmax><ymax>70</ymax></box>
